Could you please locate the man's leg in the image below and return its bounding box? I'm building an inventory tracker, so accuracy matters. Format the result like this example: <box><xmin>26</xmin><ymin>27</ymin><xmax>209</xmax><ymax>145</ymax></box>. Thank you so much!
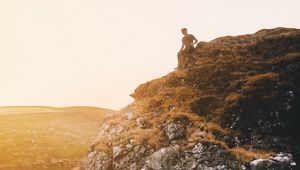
<box><xmin>180</xmin><ymin>54</ymin><xmax>185</xmax><ymax>68</ymax></box>
<box><xmin>183</xmin><ymin>47</ymin><xmax>194</xmax><ymax>68</ymax></box>
<box><xmin>177</xmin><ymin>51</ymin><xmax>183</xmax><ymax>69</ymax></box>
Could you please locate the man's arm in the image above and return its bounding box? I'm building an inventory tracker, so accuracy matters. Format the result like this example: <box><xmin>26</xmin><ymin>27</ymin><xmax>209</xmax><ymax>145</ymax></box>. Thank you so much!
<box><xmin>180</xmin><ymin>43</ymin><xmax>184</xmax><ymax>51</ymax></box>
<box><xmin>193</xmin><ymin>35</ymin><xmax>198</xmax><ymax>45</ymax></box>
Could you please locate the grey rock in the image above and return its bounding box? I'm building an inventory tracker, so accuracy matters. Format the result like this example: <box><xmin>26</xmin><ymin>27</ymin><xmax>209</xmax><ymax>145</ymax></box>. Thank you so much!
<box><xmin>136</xmin><ymin>117</ymin><xmax>148</xmax><ymax>128</ymax></box>
<box><xmin>216</xmin><ymin>165</ymin><xmax>226</xmax><ymax>170</ymax></box>
<box><xmin>164</xmin><ymin>122</ymin><xmax>186</xmax><ymax>140</ymax></box>
<box><xmin>191</xmin><ymin>143</ymin><xmax>204</xmax><ymax>159</ymax></box>
<box><xmin>175</xmin><ymin>142</ymin><xmax>241</xmax><ymax>170</ymax></box>
<box><xmin>286</xmin><ymin>62</ymin><xmax>300</xmax><ymax>73</ymax></box>
<box><xmin>124</xmin><ymin>111</ymin><xmax>134</xmax><ymax>120</ymax></box>
<box><xmin>100</xmin><ymin>123</ymin><xmax>124</xmax><ymax>137</ymax></box>
<box><xmin>111</xmin><ymin>125</ymin><xmax>124</xmax><ymax>135</ymax></box>
<box><xmin>163</xmin><ymin>119</ymin><xmax>189</xmax><ymax>141</ymax></box>
<box><xmin>84</xmin><ymin>151</ymin><xmax>111</xmax><ymax>170</ymax></box>
<box><xmin>250</xmin><ymin>152</ymin><xmax>296</xmax><ymax>170</ymax></box>
<box><xmin>250</xmin><ymin>158</ymin><xmax>269</xmax><ymax>170</ymax></box>
<box><xmin>112</xmin><ymin>144</ymin><xmax>148</xmax><ymax>170</ymax></box>
<box><xmin>113</xmin><ymin>144</ymin><xmax>123</xmax><ymax>158</ymax></box>
<box><xmin>145</xmin><ymin>147</ymin><xmax>179</xmax><ymax>170</ymax></box>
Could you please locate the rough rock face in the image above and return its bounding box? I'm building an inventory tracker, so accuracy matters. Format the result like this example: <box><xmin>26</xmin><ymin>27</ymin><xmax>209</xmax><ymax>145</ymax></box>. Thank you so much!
<box><xmin>83</xmin><ymin>28</ymin><xmax>300</xmax><ymax>170</ymax></box>
<box><xmin>250</xmin><ymin>153</ymin><xmax>296</xmax><ymax>170</ymax></box>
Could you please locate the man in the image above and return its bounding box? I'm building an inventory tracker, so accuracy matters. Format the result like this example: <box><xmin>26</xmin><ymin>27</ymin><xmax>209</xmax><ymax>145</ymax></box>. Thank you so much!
<box><xmin>177</xmin><ymin>28</ymin><xmax>198</xmax><ymax>69</ymax></box>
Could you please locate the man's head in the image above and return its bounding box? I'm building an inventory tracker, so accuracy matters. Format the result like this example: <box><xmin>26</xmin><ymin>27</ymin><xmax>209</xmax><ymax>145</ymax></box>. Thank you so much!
<box><xmin>181</xmin><ymin>28</ymin><xmax>188</xmax><ymax>35</ymax></box>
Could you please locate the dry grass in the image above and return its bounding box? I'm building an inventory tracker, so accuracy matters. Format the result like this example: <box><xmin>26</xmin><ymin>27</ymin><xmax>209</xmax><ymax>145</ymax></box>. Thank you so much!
<box><xmin>0</xmin><ymin>106</ymin><xmax>113</xmax><ymax>170</ymax></box>
<box><xmin>230</xmin><ymin>147</ymin><xmax>271</xmax><ymax>162</ymax></box>
<box><xmin>245</xmin><ymin>73</ymin><xmax>279</xmax><ymax>85</ymax></box>
<box><xmin>225</xmin><ymin>92</ymin><xmax>240</xmax><ymax>102</ymax></box>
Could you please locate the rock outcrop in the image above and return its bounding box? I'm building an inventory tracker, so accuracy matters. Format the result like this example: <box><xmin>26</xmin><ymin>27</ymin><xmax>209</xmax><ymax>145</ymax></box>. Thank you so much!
<box><xmin>83</xmin><ymin>28</ymin><xmax>300</xmax><ymax>170</ymax></box>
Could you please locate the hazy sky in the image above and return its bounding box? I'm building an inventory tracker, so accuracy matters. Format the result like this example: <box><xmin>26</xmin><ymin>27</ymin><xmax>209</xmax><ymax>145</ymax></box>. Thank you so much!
<box><xmin>0</xmin><ymin>0</ymin><xmax>299</xmax><ymax>110</ymax></box>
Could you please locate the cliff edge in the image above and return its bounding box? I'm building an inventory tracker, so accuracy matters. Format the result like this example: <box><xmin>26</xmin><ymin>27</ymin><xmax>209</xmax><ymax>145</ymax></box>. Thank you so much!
<box><xmin>83</xmin><ymin>28</ymin><xmax>300</xmax><ymax>170</ymax></box>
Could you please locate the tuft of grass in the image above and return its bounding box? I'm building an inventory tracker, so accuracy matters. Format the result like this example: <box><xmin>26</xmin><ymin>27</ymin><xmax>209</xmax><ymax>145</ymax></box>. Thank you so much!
<box><xmin>230</xmin><ymin>147</ymin><xmax>271</xmax><ymax>162</ymax></box>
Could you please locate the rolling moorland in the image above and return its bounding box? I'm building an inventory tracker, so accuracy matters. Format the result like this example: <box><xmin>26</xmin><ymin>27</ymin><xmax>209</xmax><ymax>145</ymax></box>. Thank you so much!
<box><xmin>0</xmin><ymin>106</ymin><xmax>114</xmax><ymax>170</ymax></box>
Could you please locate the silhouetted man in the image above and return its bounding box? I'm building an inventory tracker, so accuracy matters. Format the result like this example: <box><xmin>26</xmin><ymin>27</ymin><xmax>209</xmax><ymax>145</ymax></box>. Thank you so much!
<box><xmin>177</xmin><ymin>28</ymin><xmax>198</xmax><ymax>69</ymax></box>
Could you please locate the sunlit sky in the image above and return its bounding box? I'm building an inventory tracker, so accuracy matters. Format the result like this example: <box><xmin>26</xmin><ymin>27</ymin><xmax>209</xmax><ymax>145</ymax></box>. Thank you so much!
<box><xmin>0</xmin><ymin>0</ymin><xmax>299</xmax><ymax>110</ymax></box>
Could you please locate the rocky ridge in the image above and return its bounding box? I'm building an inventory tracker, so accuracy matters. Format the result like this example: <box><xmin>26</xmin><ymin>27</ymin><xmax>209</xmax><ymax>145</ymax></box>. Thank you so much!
<box><xmin>83</xmin><ymin>28</ymin><xmax>300</xmax><ymax>170</ymax></box>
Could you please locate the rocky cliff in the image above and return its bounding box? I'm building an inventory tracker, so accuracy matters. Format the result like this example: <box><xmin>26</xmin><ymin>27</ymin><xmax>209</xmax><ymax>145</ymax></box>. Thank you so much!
<box><xmin>83</xmin><ymin>28</ymin><xmax>300</xmax><ymax>170</ymax></box>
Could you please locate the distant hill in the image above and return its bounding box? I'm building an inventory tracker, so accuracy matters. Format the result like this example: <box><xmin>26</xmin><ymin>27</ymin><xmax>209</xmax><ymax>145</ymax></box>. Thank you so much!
<box><xmin>0</xmin><ymin>106</ymin><xmax>114</xmax><ymax>170</ymax></box>
<box><xmin>83</xmin><ymin>28</ymin><xmax>300</xmax><ymax>170</ymax></box>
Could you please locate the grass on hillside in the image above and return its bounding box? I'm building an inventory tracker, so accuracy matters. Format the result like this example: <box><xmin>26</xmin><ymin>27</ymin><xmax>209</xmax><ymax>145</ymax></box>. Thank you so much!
<box><xmin>0</xmin><ymin>106</ymin><xmax>114</xmax><ymax>170</ymax></box>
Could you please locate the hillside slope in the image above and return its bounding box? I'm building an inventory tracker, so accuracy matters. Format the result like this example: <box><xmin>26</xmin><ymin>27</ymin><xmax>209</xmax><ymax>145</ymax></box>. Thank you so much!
<box><xmin>0</xmin><ymin>106</ymin><xmax>114</xmax><ymax>170</ymax></box>
<box><xmin>83</xmin><ymin>28</ymin><xmax>300</xmax><ymax>170</ymax></box>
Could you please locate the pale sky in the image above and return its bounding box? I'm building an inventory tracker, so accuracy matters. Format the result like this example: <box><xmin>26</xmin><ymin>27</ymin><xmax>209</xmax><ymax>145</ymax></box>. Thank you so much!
<box><xmin>0</xmin><ymin>0</ymin><xmax>299</xmax><ymax>110</ymax></box>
